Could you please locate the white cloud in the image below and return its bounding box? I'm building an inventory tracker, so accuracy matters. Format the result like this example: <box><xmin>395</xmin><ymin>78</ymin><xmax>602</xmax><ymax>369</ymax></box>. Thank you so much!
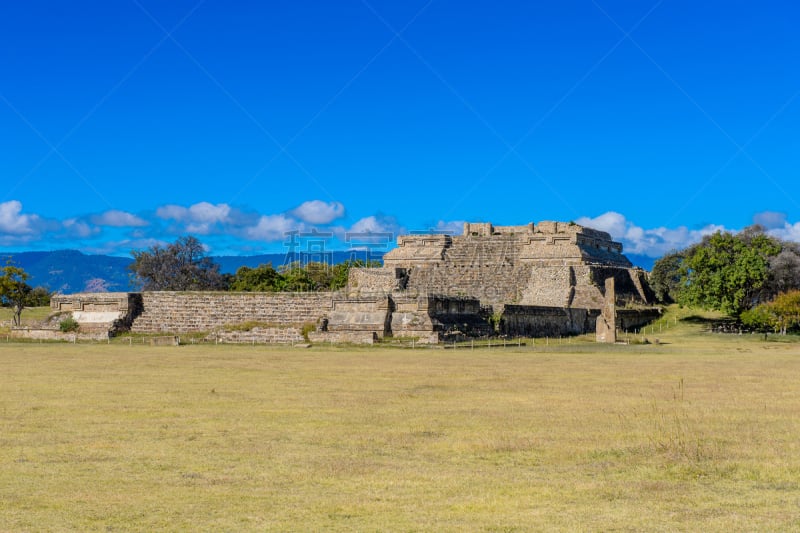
<box><xmin>155</xmin><ymin>204</ymin><xmax>188</xmax><ymax>220</ymax></box>
<box><xmin>332</xmin><ymin>215</ymin><xmax>405</xmax><ymax>248</ymax></box>
<box><xmin>156</xmin><ymin>202</ymin><xmax>231</xmax><ymax>223</ymax></box>
<box><xmin>0</xmin><ymin>200</ymin><xmax>39</xmax><ymax>235</ymax></box>
<box><xmin>92</xmin><ymin>209</ymin><xmax>148</xmax><ymax>227</ymax></box>
<box><xmin>577</xmin><ymin>211</ymin><xmax>725</xmax><ymax>258</ymax></box>
<box><xmin>575</xmin><ymin>211</ymin><xmax>627</xmax><ymax>240</ymax></box>
<box><xmin>156</xmin><ymin>202</ymin><xmax>232</xmax><ymax>234</ymax></box>
<box><xmin>290</xmin><ymin>200</ymin><xmax>345</xmax><ymax>224</ymax></box>
<box><xmin>348</xmin><ymin>215</ymin><xmax>404</xmax><ymax>236</ymax></box>
<box><xmin>767</xmin><ymin>222</ymin><xmax>800</xmax><ymax>243</ymax></box>
<box><xmin>245</xmin><ymin>214</ymin><xmax>304</xmax><ymax>242</ymax></box>
<box><xmin>750</xmin><ymin>211</ymin><xmax>800</xmax><ymax>242</ymax></box>
<box><xmin>189</xmin><ymin>202</ymin><xmax>231</xmax><ymax>223</ymax></box>
<box><xmin>431</xmin><ymin>220</ymin><xmax>466</xmax><ymax>235</ymax></box>
<box><xmin>62</xmin><ymin>218</ymin><xmax>99</xmax><ymax>238</ymax></box>
<box><xmin>753</xmin><ymin>211</ymin><xmax>787</xmax><ymax>229</ymax></box>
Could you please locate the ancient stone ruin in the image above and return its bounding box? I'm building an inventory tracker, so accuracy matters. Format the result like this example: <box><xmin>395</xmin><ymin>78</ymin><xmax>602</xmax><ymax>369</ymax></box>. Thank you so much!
<box><xmin>45</xmin><ymin>220</ymin><xmax>660</xmax><ymax>344</ymax></box>
<box><xmin>352</xmin><ymin>221</ymin><xmax>652</xmax><ymax>307</ymax></box>
<box><xmin>595</xmin><ymin>277</ymin><xmax>617</xmax><ymax>343</ymax></box>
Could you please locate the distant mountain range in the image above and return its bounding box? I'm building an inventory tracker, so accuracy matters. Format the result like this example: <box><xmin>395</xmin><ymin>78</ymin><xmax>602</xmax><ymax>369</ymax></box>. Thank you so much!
<box><xmin>2</xmin><ymin>249</ymin><xmax>655</xmax><ymax>294</ymax></box>
<box><xmin>1</xmin><ymin>250</ymin><xmax>386</xmax><ymax>294</ymax></box>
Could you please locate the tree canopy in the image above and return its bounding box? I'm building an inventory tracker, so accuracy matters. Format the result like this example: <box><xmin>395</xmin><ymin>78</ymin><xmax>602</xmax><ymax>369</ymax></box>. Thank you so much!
<box><xmin>649</xmin><ymin>251</ymin><xmax>683</xmax><ymax>303</ymax></box>
<box><xmin>0</xmin><ymin>262</ymin><xmax>31</xmax><ymax>326</ymax></box>
<box><xmin>130</xmin><ymin>236</ymin><xmax>381</xmax><ymax>293</ymax></box>
<box><xmin>741</xmin><ymin>290</ymin><xmax>800</xmax><ymax>334</ymax></box>
<box><xmin>129</xmin><ymin>236</ymin><xmax>227</xmax><ymax>291</ymax></box>
<box><xmin>650</xmin><ymin>226</ymin><xmax>794</xmax><ymax>317</ymax></box>
<box><xmin>678</xmin><ymin>230</ymin><xmax>780</xmax><ymax>316</ymax></box>
<box><xmin>229</xmin><ymin>259</ymin><xmax>380</xmax><ymax>292</ymax></box>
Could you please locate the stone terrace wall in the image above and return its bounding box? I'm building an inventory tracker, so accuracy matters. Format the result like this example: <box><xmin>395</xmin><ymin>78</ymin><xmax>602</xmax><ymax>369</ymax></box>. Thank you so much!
<box><xmin>391</xmin><ymin>295</ymin><xmax>492</xmax><ymax>341</ymax></box>
<box><xmin>129</xmin><ymin>292</ymin><xmax>335</xmax><ymax>333</ymax></box>
<box><xmin>325</xmin><ymin>297</ymin><xmax>391</xmax><ymax>337</ymax></box>
<box><xmin>212</xmin><ymin>326</ymin><xmax>305</xmax><ymax>344</ymax></box>
<box><xmin>500</xmin><ymin>306</ymin><xmax>598</xmax><ymax>338</ymax></box>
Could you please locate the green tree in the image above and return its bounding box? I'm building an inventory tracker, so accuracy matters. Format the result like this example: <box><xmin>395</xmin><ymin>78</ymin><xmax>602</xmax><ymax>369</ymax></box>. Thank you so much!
<box><xmin>129</xmin><ymin>236</ymin><xmax>227</xmax><ymax>291</ymax></box>
<box><xmin>230</xmin><ymin>264</ymin><xmax>283</xmax><ymax>292</ymax></box>
<box><xmin>649</xmin><ymin>251</ymin><xmax>684</xmax><ymax>303</ymax></box>
<box><xmin>770</xmin><ymin>290</ymin><xmax>800</xmax><ymax>335</ymax></box>
<box><xmin>25</xmin><ymin>286</ymin><xmax>51</xmax><ymax>307</ymax></box>
<box><xmin>741</xmin><ymin>290</ymin><xmax>800</xmax><ymax>335</ymax></box>
<box><xmin>678</xmin><ymin>229</ymin><xmax>781</xmax><ymax>317</ymax></box>
<box><xmin>0</xmin><ymin>262</ymin><xmax>32</xmax><ymax>326</ymax></box>
<box><xmin>278</xmin><ymin>262</ymin><xmax>315</xmax><ymax>292</ymax></box>
<box><xmin>304</xmin><ymin>261</ymin><xmax>334</xmax><ymax>290</ymax></box>
<box><xmin>740</xmin><ymin>304</ymin><xmax>778</xmax><ymax>333</ymax></box>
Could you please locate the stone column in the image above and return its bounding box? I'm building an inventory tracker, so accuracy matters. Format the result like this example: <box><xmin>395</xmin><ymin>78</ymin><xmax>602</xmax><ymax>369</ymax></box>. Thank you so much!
<box><xmin>596</xmin><ymin>277</ymin><xmax>616</xmax><ymax>343</ymax></box>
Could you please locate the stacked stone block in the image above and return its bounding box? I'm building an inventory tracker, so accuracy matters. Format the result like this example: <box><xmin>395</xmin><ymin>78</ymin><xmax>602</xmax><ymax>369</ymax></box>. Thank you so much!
<box><xmin>129</xmin><ymin>292</ymin><xmax>334</xmax><ymax>333</ymax></box>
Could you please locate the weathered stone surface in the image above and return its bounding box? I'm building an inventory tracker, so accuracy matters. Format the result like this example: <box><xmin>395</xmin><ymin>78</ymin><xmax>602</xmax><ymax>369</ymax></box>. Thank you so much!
<box><xmin>129</xmin><ymin>292</ymin><xmax>333</xmax><ymax>333</ymax></box>
<box><xmin>325</xmin><ymin>297</ymin><xmax>391</xmax><ymax>337</ymax></box>
<box><xmin>50</xmin><ymin>292</ymin><xmax>139</xmax><ymax>335</ymax></box>
<box><xmin>49</xmin><ymin>291</ymin><xmax>492</xmax><ymax>344</ymax></box>
<box><xmin>10</xmin><ymin>327</ymin><xmax>109</xmax><ymax>342</ymax></box>
<box><xmin>355</xmin><ymin>221</ymin><xmax>654</xmax><ymax>309</ymax></box>
<box><xmin>500</xmin><ymin>306</ymin><xmax>597</xmax><ymax>337</ymax></box>
<box><xmin>47</xmin><ymin>220</ymin><xmax>661</xmax><ymax>344</ymax></box>
<box><xmin>308</xmin><ymin>331</ymin><xmax>377</xmax><ymax>345</ymax></box>
<box><xmin>391</xmin><ymin>294</ymin><xmax>492</xmax><ymax>341</ymax></box>
<box><xmin>210</xmin><ymin>326</ymin><xmax>305</xmax><ymax>344</ymax></box>
<box><xmin>596</xmin><ymin>277</ymin><xmax>616</xmax><ymax>343</ymax></box>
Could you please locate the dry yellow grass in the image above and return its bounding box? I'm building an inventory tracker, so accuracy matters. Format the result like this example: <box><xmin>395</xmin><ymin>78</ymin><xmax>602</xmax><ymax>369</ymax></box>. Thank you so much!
<box><xmin>1</xmin><ymin>310</ymin><xmax>799</xmax><ymax>531</ymax></box>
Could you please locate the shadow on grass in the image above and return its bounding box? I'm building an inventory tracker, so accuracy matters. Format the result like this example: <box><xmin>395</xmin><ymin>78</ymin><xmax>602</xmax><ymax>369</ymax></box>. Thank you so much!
<box><xmin>682</xmin><ymin>314</ymin><xmax>734</xmax><ymax>325</ymax></box>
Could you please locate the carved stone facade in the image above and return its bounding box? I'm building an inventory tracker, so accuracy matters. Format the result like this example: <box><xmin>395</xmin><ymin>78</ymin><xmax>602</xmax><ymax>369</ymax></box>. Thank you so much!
<box><xmin>352</xmin><ymin>221</ymin><xmax>654</xmax><ymax>310</ymax></box>
<box><xmin>349</xmin><ymin>220</ymin><xmax>658</xmax><ymax>339</ymax></box>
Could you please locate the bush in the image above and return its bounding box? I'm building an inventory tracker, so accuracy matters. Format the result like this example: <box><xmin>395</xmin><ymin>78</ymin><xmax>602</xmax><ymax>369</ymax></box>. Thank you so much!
<box><xmin>301</xmin><ymin>322</ymin><xmax>316</xmax><ymax>342</ymax></box>
<box><xmin>59</xmin><ymin>316</ymin><xmax>80</xmax><ymax>333</ymax></box>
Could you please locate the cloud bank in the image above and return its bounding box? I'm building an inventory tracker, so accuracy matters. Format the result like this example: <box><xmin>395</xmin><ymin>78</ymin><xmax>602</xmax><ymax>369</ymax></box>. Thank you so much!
<box><xmin>289</xmin><ymin>200</ymin><xmax>345</xmax><ymax>224</ymax></box>
<box><xmin>576</xmin><ymin>212</ymin><xmax>726</xmax><ymax>258</ymax></box>
<box><xmin>3</xmin><ymin>199</ymin><xmax>800</xmax><ymax>262</ymax></box>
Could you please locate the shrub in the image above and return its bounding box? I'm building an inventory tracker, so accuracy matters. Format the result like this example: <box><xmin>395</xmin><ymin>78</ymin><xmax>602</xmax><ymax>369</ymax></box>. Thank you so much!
<box><xmin>59</xmin><ymin>316</ymin><xmax>80</xmax><ymax>333</ymax></box>
<box><xmin>301</xmin><ymin>322</ymin><xmax>316</xmax><ymax>342</ymax></box>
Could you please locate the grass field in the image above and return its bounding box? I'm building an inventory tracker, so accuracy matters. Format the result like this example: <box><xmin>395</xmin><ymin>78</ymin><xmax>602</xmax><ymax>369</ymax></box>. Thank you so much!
<box><xmin>1</xmin><ymin>309</ymin><xmax>800</xmax><ymax>531</ymax></box>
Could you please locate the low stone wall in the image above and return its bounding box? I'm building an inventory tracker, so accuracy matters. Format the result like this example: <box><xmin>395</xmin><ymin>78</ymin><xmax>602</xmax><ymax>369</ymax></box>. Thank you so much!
<box><xmin>616</xmin><ymin>308</ymin><xmax>662</xmax><ymax>332</ymax></box>
<box><xmin>308</xmin><ymin>331</ymin><xmax>377</xmax><ymax>345</ymax></box>
<box><xmin>11</xmin><ymin>327</ymin><xmax>110</xmax><ymax>342</ymax></box>
<box><xmin>325</xmin><ymin>296</ymin><xmax>391</xmax><ymax>337</ymax></box>
<box><xmin>500</xmin><ymin>306</ymin><xmax>597</xmax><ymax>337</ymax></box>
<box><xmin>49</xmin><ymin>290</ymin><xmax>661</xmax><ymax>345</ymax></box>
<box><xmin>500</xmin><ymin>305</ymin><xmax>660</xmax><ymax>338</ymax></box>
<box><xmin>130</xmin><ymin>292</ymin><xmax>334</xmax><ymax>333</ymax></box>
<box><xmin>210</xmin><ymin>326</ymin><xmax>305</xmax><ymax>344</ymax></box>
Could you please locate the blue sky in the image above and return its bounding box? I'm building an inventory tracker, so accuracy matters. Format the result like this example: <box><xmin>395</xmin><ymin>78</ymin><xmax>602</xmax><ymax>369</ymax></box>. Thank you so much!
<box><xmin>1</xmin><ymin>1</ymin><xmax>799</xmax><ymax>262</ymax></box>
